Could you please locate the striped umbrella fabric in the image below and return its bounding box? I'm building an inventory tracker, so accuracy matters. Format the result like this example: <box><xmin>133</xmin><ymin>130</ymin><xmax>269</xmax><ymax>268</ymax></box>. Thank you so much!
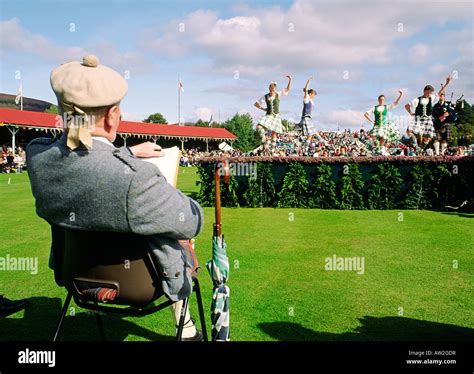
<box><xmin>206</xmin><ymin>235</ymin><xmax>230</xmax><ymax>341</ymax></box>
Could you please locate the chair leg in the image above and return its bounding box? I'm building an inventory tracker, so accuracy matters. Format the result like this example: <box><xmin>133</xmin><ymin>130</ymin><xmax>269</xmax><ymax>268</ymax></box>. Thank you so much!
<box><xmin>176</xmin><ymin>297</ymin><xmax>189</xmax><ymax>341</ymax></box>
<box><xmin>52</xmin><ymin>292</ymin><xmax>72</xmax><ymax>342</ymax></box>
<box><xmin>193</xmin><ymin>278</ymin><xmax>208</xmax><ymax>342</ymax></box>
<box><xmin>95</xmin><ymin>311</ymin><xmax>107</xmax><ymax>341</ymax></box>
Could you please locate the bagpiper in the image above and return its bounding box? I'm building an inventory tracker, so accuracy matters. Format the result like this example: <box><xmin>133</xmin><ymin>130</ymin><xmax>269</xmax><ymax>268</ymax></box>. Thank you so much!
<box><xmin>432</xmin><ymin>92</ymin><xmax>458</xmax><ymax>155</ymax></box>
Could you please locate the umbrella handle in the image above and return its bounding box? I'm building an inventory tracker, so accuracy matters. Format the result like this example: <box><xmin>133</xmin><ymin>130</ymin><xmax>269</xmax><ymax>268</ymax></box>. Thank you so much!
<box><xmin>214</xmin><ymin>159</ymin><xmax>230</xmax><ymax>237</ymax></box>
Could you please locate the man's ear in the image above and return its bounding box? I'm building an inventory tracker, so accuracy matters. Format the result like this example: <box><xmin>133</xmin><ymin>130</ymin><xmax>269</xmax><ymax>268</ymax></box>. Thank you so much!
<box><xmin>104</xmin><ymin>105</ymin><xmax>121</xmax><ymax>132</ymax></box>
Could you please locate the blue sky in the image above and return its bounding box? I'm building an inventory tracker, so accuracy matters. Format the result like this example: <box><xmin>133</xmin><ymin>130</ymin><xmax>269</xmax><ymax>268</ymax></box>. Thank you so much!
<box><xmin>1</xmin><ymin>0</ymin><xmax>472</xmax><ymax>130</ymax></box>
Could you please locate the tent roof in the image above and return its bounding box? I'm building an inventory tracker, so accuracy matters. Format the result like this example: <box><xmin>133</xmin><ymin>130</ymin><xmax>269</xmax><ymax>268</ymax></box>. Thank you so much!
<box><xmin>0</xmin><ymin>108</ymin><xmax>237</xmax><ymax>141</ymax></box>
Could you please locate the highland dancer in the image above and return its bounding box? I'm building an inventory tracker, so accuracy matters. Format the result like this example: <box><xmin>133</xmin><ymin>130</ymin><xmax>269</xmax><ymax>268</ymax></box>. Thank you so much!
<box><xmin>254</xmin><ymin>75</ymin><xmax>292</xmax><ymax>150</ymax></box>
<box><xmin>296</xmin><ymin>76</ymin><xmax>324</xmax><ymax>143</ymax></box>
<box><xmin>364</xmin><ymin>90</ymin><xmax>403</xmax><ymax>155</ymax></box>
<box><xmin>405</xmin><ymin>76</ymin><xmax>452</xmax><ymax>148</ymax></box>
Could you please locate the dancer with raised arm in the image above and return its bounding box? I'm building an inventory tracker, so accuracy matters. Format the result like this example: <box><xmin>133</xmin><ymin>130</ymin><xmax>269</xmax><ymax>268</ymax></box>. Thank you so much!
<box><xmin>296</xmin><ymin>76</ymin><xmax>324</xmax><ymax>143</ymax></box>
<box><xmin>405</xmin><ymin>76</ymin><xmax>452</xmax><ymax>149</ymax></box>
<box><xmin>364</xmin><ymin>90</ymin><xmax>403</xmax><ymax>155</ymax></box>
<box><xmin>254</xmin><ymin>75</ymin><xmax>292</xmax><ymax>152</ymax></box>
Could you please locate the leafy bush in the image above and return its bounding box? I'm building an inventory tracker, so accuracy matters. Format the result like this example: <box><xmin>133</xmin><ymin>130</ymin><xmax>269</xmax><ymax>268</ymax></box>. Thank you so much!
<box><xmin>366</xmin><ymin>163</ymin><xmax>403</xmax><ymax>209</ymax></box>
<box><xmin>339</xmin><ymin>164</ymin><xmax>364</xmax><ymax>210</ymax></box>
<box><xmin>309</xmin><ymin>163</ymin><xmax>338</xmax><ymax>208</ymax></box>
<box><xmin>244</xmin><ymin>163</ymin><xmax>276</xmax><ymax>207</ymax></box>
<box><xmin>402</xmin><ymin>164</ymin><xmax>435</xmax><ymax>209</ymax></box>
<box><xmin>221</xmin><ymin>173</ymin><xmax>240</xmax><ymax>207</ymax></box>
<box><xmin>196</xmin><ymin>165</ymin><xmax>215</xmax><ymax>206</ymax></box>
<box><xmin>429</xmin><ymin>164</ymin><xmax>452</xmax><ymax>210</ymax></box>
<box><xmin>196</xmin><ymin>159</ymin><xmax>472</xmax><ymax>210</ymax></box>
<box><xmin>277</xmin><ymin>162</ymin><xmax>309</xmax><ymax>208</ymax></box>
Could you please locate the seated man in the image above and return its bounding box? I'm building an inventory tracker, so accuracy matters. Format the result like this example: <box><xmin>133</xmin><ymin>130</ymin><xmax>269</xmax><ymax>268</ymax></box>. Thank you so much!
<box><xmin>26</xmin><ymin>55</ymin><xmax>204</xmax><ymax>341</ymax></box>
<box><xmin>401</xmin><ymin>128</ymin><xmax>419</xmax><ymax>155</ymax></box>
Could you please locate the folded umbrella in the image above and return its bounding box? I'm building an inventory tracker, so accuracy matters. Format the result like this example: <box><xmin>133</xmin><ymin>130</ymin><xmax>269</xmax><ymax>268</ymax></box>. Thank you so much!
<box><xmin>206</xmin><ymin>160</ymin><xmax>231</xmax><ymax>342</ymax></box>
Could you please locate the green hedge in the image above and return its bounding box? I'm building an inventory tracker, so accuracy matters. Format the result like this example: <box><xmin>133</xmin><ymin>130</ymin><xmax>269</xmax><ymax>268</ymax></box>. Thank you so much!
<box><xmin>196</xmin><ymin>156</ymin><xmax>474</xmax><ymax>210</ymax></box>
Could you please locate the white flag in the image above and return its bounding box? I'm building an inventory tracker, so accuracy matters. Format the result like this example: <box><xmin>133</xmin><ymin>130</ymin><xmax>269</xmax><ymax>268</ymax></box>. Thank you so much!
<box><xmin>178</xmin><ymin>79</ymin><xmax>184</xmax><ymax>92</ymax></box>
<box><xmin>15</xmin><ymin>84</ymin><xmax>23</xmax><ymax>105</ymax></box>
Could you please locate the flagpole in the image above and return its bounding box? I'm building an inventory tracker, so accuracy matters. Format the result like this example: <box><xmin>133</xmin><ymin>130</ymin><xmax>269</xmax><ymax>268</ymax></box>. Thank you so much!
<box><xmin>178</xmin><ymin>76</ymin><xmax>181</xmax><ymax>126</ymax></box>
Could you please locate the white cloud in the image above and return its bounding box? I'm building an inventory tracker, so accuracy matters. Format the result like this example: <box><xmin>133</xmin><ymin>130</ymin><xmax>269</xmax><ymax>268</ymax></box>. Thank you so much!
<box><xmin>429</xmin><ymin>63</ymin><xmax>450</xmax><ymax>75</ymax></box>
<box><xmin>0</xmin><ymin>18</ymin><xmax>86</xmax><ymax>62</ymax></box>
<box><xmin>408</xmin><ymin>43</ymin><xmax>430</xmax><ymax>65</ymax></box>
<box><xmin>194</xmin><ymin>106</ymin><xmax>213</xmax><ymax>121</ymax></box>
<box><xmin>0</xmin><ymin>18</ymin><xmax>153</xmax><ymax>73</ymax></box>
<box><xmin>318</xmin><ymin>109</ymin><xmax>363</xmax><ymax>128</ymax></box>
<box><xmin>139</xmin><ymin>0</ymin><xmax>472</xmax><ymax>76</ymax></box>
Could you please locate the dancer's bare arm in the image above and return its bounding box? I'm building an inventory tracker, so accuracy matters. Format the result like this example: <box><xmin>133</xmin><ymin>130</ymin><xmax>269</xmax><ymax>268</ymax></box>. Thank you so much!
<box><xmin>364</xmin><ymin>112</ymin><xmax>374</xmax><ymax>125</ymax></box>
<box><xmin>254</xmin><ymin>101</ymin><xmax>266</xmax><ymax>111</ymax></box>
<box><xmin>393</xmin><ymin>90</ymin><xmax>403</xmax><ymax>106</ymax></box>
<box><xmin>438</xmin><ymin>76</ymin><xmax>452</xmax><ymax>96</ymax></box>
<box><xmin>304</xmin><ymin>76</ymin><xmax>313</xmax><ymax>99</ymax></box>
<box><xmin>282</xmin><ymin>75</ymin><xmax>293</xmax><ymax>94</ymax></box>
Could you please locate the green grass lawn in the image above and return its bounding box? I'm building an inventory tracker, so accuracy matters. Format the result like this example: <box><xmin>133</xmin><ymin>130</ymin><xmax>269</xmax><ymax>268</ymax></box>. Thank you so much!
<box><xmin>0</xmin><ymin>168</ymin><xmax>473</xmax><ymax>341</ymax></box>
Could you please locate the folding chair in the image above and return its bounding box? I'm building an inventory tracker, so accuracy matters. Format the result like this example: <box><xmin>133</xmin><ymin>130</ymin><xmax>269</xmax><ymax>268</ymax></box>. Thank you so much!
<box><xmin>49</xmin><ymin>224</ymin><xmax>207</xmax><ymax>341</ymax></box>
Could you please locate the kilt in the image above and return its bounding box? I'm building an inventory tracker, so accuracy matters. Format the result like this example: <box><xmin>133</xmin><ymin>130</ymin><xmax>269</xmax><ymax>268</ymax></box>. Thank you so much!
<box><xmin>297</xmin><ymin>116</ymin><xmax>318</xmax><ymax>136</ymax></box>
<box><xmin>435</xmin><ymin>123</ymin><xmax>451</xmax><ymax>141</ymax></box>
<box><xmin>369</xmin><ymin>122</ymin><xmax>400</xmax><ymax>143</ymax></box>
<box><xmin>408</xmin><ymin>116</ymin><xmax>435</xmax><ymax>138</ymax></box>
<box><xmin>258</xmin><ymin>113</ymin><xmax>284</xmax><ymax>134</ymax></box>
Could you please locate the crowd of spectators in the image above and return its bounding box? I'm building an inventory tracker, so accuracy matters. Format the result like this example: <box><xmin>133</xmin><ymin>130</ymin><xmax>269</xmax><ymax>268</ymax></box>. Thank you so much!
<box><xmin>2</xmin><ymin>131</ymin><xmax>469</xmax><ymax>174</ymax></box>
<box><xmin>249</xmin><ymin>128</ymin><xmax>468</xmax><ymax>158</ymax></box>
<box><xmin>1</xmin><ymin>145</ymin><xmax>26</xmax><ymax>173</ymax></box>
<box><xmin>180</xmin><ymin>147</ymin><xmax>243</xmax><ymax>166</ymax></box>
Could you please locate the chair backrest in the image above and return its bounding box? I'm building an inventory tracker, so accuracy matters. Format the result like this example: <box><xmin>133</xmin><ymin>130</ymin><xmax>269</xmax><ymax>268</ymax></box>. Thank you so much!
<box><xmin>50</xmin><ymin>224</ymin><xmax>164</xmax><ymax>307</ymax></box>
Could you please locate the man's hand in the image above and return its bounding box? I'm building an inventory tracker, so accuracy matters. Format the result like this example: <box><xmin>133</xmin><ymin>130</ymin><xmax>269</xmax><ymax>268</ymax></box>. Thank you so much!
<box><xmin>439</xmin><ymin>112</ymin><xmax>449</xmax><ymax>122</ymax></box>
<box><xmin>129</xmin><ymin>142</ymin><xmax>164</xmax><ymax>158</ymax></box>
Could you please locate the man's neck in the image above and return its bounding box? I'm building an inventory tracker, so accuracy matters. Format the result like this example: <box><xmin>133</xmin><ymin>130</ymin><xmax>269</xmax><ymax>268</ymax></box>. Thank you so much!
<box><xmin>90</xmin><ymin>131</ymin><xmax>114</xmax><ymax>142</ymax></box>
<box><xmin>91</xmin><ymin>135</ymin><xmax>115</xmax><ymax>147</ymax></box>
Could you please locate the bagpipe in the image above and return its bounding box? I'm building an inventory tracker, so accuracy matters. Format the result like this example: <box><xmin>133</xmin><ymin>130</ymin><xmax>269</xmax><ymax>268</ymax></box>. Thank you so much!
<box><xmin>433</xmin><ymin>90</ymin><xmax>463</xmax><ymax>132</ymax></box>
<box><xmin>444</xmin><ymin>92</ymin><xmax>465</xmax><ymax>121</ymax></box>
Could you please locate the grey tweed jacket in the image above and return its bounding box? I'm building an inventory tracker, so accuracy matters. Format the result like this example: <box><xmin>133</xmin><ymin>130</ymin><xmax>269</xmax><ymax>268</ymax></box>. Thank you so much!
<box><xmin>26</xmin><ymin>135</ymin><xmax>204</xmax><ymax>301</ymax></box>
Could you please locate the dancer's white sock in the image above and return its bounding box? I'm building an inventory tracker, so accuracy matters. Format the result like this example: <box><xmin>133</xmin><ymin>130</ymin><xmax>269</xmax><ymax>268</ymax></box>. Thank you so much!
<box><xmin>441</xmin><ymin>142</ymin><xmax>447</xmax><ymax>154</ymax></box>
